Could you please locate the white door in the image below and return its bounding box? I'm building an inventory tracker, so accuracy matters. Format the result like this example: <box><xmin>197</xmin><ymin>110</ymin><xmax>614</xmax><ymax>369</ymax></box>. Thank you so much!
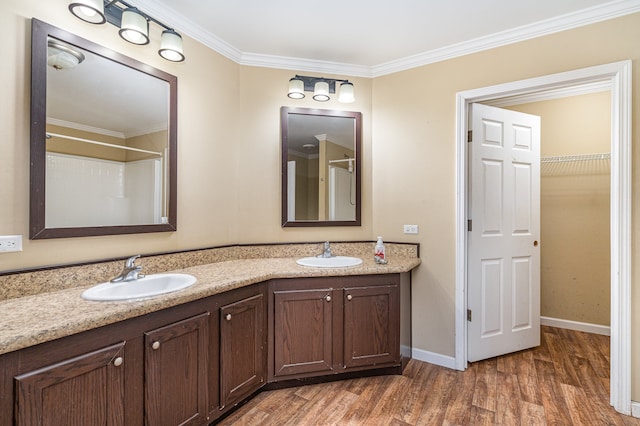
<box><xmin>467</xmin><ymin>103</ymin><xmax>541</xmax><ymax>362</ymax></box>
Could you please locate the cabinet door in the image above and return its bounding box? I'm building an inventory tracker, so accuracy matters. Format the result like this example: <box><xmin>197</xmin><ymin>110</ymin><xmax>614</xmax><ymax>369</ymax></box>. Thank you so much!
<box><xmin>273</xmin><ymin>288</ymin><xmax>333</xmax><ymax>377</ymax></box>
<box><xmin>343</xmin><ymin>285</ymin><xmax>400</xmax><ymax>368</ymax></box>
<box><xmin>219</xmin><ymin>293</ymin><xmax>265</xmax><ymax>409</ymax></box>
<box><xmin>145</xmin><ymin>313</ymin><xmax>209</xmax><ymax>426</ymax></box>
<box><xmin>15</xmin><ymin>341</ymin><xmax>126</xmax><ymax>426</ymax></box>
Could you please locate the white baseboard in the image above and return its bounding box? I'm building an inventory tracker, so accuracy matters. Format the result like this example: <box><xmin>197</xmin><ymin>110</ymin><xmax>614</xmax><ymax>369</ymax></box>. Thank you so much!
<box><xmin>541</xmin><ymin>316</ymin><xmax>610</xmax><ymax>336</ymax></box>
<box><xmin>412</xmin><ymin>347</ymin><xmax>457</xmax><ymax>370</ymax></box>
<box><xmin>632</xmin><ymin>401</ymin><xmax>640</xmax><ymax>418</ymax></box>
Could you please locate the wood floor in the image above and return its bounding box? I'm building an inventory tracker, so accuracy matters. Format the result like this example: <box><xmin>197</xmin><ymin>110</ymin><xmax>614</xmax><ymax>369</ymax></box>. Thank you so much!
<box><xmin>217</xmin><ymin>326</ymin><xmax>640</xmax><ymax>425</ymax></box>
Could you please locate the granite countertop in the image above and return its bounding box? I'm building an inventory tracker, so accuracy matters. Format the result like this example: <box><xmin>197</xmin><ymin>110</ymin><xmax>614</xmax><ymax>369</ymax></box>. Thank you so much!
<box><xmin>0</xmin><ymin>256</ymin><xmax>420</xmax><ymax>356</ymax></box>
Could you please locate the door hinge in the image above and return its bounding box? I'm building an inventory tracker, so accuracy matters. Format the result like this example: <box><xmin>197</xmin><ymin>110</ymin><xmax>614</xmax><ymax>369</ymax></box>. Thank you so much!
<box><xmin>467</xmin><ymin>309</ymin><xmax>472</xmax><ymax>322</ymax></box>
<box><xmin>467</xmin><ymin>130</ymin><xmax>472</xmax><ymax>142</ymax></box>
<box><xmin>467</xmin><ymin>219</ymin><xmax>472</xmax><ymax>232</ymax></box>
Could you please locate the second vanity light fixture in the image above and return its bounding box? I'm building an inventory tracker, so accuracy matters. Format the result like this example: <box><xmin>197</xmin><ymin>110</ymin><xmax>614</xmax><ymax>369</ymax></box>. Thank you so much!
<box><xmin>288</xmin><ymin>75</ymin><xmax>355</xmax><ymax>103</ymax></box>
<box><xmin>68</xmin><ymin>0</ymin><xmax>185</xmax><ymax>62</ymax></box>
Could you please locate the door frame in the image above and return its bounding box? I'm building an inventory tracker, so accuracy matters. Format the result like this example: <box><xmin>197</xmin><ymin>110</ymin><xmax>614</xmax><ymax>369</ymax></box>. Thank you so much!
<box><xmin>454</xmin><ymin>61</ymin><xmax>632</xmax><ymax>414</ymax></box>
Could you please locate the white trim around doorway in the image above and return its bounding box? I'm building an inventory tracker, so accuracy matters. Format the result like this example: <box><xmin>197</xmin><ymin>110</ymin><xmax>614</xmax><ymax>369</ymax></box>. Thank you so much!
<box><xmin>454</xmin><ymin>60</ymin><xmax>632</xmax><ymax>415</ymax></box>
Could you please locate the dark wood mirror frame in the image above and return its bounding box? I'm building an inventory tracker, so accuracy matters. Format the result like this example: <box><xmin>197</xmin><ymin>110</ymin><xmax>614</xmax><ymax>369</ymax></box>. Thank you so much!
<box><xmin>29</xmin><ymin>19</ymin><xmax>178</xmax><ymax>239</ymax></box>
<box><xmin>281</xmin><ymin>107</ymin><xmax>362</xmax><ymax>227</ymax></box>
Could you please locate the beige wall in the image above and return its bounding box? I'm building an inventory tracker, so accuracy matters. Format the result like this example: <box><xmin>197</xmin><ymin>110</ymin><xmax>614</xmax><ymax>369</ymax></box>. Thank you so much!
<box><xmin>508</xmin><ymin>93</ymin><xmax>611</xmax><ymax>326</ymax></box>
<box><xmin>371</xmin><ymin>14</ymin><xmax>640</xmax><ymax>399</ymax></box>
<box><xmin>2</xmin><ymin>0</ymin><xmax>639</xmax><ymax>401</ymax></box>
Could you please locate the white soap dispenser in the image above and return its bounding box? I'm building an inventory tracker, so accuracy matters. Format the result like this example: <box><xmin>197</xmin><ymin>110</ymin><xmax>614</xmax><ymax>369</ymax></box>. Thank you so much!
<box><xmin>374</xmin><ymin>236</ymin><xmax>387</xmax><ymax>264</ymax></box>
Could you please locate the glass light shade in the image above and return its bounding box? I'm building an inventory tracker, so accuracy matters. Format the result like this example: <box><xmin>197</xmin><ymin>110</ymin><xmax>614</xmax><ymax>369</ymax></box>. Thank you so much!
<box><xmin>68</xmin><ymin>0</ymin><xmax>106</xmax><ymax>24</ymax></box>
<box><xmin>338</xmin><ymin>82</ymin><xmax>355</xmax><ymax>103</ymax></box>
<box><xmin>159</xmin><ymin>30</ymin><xmax>185</xmax><ymax>62</ymax></box>
<box><xmin>119</xmin><ymin>8</ymin><xmax>150</xmax><ymax>45</ymax></box>
<box><xmin>47</xmin><ymin>40</ymin><xmax>85</xmax><ymax>70</ymax></box>
<box><xmin>313</xmin><ymin>81</ymin><xmax>330</xmax><ymax>102</ymax></box>
<box><xmin>287</xmin><ymin>77</ymin><xmax>305</xmax><ymax>99</ymax></box>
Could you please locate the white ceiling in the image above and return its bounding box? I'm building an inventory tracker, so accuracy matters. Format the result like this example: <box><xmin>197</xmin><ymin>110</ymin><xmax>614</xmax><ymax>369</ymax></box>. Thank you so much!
<box><xmin>131</xmin><ymin>0</ymin><xmax>640</xmax><ymax>77</ymax></box>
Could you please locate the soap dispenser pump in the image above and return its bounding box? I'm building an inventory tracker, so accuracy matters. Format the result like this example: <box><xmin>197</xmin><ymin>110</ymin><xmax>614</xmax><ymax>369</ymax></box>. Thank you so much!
<box><xmin>374</xmin><ymin>237</ymin><xmax>387</xmax><ymax>264</ymax></box>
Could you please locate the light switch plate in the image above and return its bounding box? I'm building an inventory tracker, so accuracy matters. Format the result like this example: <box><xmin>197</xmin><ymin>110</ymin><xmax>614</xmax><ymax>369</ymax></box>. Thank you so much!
<box><xmin>0</xmin><ymin>235</ymin><xmax>23</xmax><ymax>252</ymax></box>
<box><xmin>403</xmin><ymin>225</ymin><xmax>419</xmax><ymax>234</ymax></box>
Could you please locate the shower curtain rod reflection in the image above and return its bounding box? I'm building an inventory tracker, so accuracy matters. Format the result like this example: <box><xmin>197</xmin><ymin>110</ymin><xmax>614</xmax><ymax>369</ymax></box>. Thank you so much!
<box><xmin>329</xmin><ymin>158</ymin><xmax>354</xmax><ymax>172</ymax></box>
<box><xmin>46</xmin><ymin>132</ymin><xmax>163</xmax><ymax>156</ymax></box>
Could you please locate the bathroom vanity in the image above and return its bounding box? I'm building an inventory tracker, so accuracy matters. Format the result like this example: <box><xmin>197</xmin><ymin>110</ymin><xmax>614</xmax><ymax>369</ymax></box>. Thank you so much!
<box><xmin>0</xmin><ymin>249</ymin><xmax>417</xmax><ymax>425</ymax></box>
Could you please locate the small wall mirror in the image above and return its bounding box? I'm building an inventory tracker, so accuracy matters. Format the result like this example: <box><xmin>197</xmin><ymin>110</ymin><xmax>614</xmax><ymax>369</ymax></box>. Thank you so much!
<box><xmin>281</xmin><ymin>107</ymin><xmax>361</xmax><ymax>227</ymax></box>
<box><xmin>30</xmin><ymin>19</ymin><xmax>177</xmax><ymax>239</ymax></box>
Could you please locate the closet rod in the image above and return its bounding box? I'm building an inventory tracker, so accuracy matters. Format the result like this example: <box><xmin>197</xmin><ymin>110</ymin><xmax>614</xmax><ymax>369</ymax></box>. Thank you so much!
<box><xmin>540</xmin><ymin>153</ymin><xmax>610</xmax><ymax>164</ymax></box>
<box><xmin>46</xmin><ymin>132</ymin><xmax>162</xmax><ymax>156</ymax></box>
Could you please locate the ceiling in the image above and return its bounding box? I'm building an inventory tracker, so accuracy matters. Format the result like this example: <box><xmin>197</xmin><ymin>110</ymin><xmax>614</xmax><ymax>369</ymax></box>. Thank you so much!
<box><xmin>131</xmin><ymin>0</ymin><xmax>640</xmax><ymax>77</ymax></box>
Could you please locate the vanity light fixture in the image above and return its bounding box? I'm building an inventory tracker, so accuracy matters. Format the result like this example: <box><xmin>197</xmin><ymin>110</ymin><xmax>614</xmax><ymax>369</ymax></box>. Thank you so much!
<box><xmin>313</xmin><ymin>81</ymin><xmax>330</xmax><ymax>102</ymax></box>
<box><xmin>338</xmin><ymin>82</ymin><xmax>355</xmax><ymax>103</ymax></box>
<box><xmin>69</xmin><ymin>0</ymin><xmax>106</xmax><ymax>24</ymax></box>
<box><xmin>287</xmin><ymin>75</ymin><xmax>355</xmax><ymax>103</ymax></box>
<box><xmin>119</xmin><ymin>8</ymin><xmax>149</xmax><ymax>45</ymax></box>
<box><xmin>68</xmin><ymin>0</ymin><xmax>186</xmax><ymax>62</ymax></box>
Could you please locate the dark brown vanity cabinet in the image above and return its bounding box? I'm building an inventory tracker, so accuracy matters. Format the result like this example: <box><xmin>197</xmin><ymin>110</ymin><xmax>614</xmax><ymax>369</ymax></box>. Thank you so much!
<box><xmin>343</xmin><ymin>284</ymin><xmax>400</xmax><ymax>368</ymax></box>
<box><xmin>1</xmin><ymin>274</ymin><xmax>410</xmax><ymax>424</ymax></box>
<box><xmin>0</xmin><ymin>285</ymin><xmax>269</xmax><ymax>426</ymax></box>
<box><xmin>14</xmin><ymin>341</ymin><xmax>126</xmax><ymax>426</ymax></box>
<box><xmin>272</xmin><ymin>285</ymin><xmax>335</xmax><ymax>377</ymax></box>
<box><xmin>218</xmin><ymin>292</ymin><xmax>266</xmax><ymax>410</ymax></box>
<box><xmin>269</xmin><ymin>274</ymin><xmax>402</xmax><ymax>381</ymax></box>
<box><xmin>144</xmin><ymin>313</ymin><xmax>210</xmax><ymax>426</ymax></box>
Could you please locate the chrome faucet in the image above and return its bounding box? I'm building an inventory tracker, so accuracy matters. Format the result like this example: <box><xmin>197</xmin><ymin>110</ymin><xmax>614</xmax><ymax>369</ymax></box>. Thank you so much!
<box><xmin>111</xmin><ymin>255</ymin><xmax>145</xmax><ymax>283</ymax></box>
<box><xmin>319</xmin><ymin>241</ymin><xmax>335</xmax><ymax>258</ymax></box>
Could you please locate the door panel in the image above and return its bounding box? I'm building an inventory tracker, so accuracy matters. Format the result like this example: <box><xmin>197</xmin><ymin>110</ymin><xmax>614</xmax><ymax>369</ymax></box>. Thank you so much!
<box><xmin>468</xmin><ymin>103</ymin><xmax>540</xmax><ymax>362</ymax></box>
<box><xmin>15</xmin><ymin>342</ymin><xmax>126</xmax><ymax>426</ymax></box>
<box><xmin>220</xmin><ymin>294</ymin><xmax>265</xmax><ymax>409</ymax></box>
<box><xmin>144</xmin><ymin>313</ymin><xmax>209</xmax><ymax>426</ymax></box>
<box><xmin>273</xmin><ymin>288</ymin><xmax>334</xmax><ymax>376</ymax></box>
<box><xmin>343</xmin><ymin>285</ymin><xmax>399</xmax><ymax>368</ymax></box>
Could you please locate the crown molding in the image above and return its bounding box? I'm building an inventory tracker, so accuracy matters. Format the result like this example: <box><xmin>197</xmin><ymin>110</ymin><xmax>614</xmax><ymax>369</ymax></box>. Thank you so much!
<box><xmin>128</xmin><ymin>0</ymin><xmax>640</xmax><ymax>78</ymax></box>
<box><xmin>238</xmin><ymin>53</ymin><xmax>372</xmax><ymax>78</ymax></box>
<box><xmin>371</xmin><ymin>0</ymin><xmax>640</xmax><ymax>77</ymax></box>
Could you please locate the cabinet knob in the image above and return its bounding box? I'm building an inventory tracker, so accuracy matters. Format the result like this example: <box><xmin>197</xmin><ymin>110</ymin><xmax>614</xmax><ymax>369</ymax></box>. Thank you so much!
<box><xmin>113</xmin><ymin>357</ymin><xmax>123</xmax><ymax>367</ymax></box>
<box><xmin>152</xmin><ymin>341</ymin><xmax>160</xmax><ymax>350</ymax></box>
<box><xmin>325</xmin><ymin>295</ymin><xmax>331</xmax><ymax>302</ymax></box>
<box><xmin>347</xmin><ymin>294</ymin><xmax>353</xmax><ymax>301</ymax></box>
<box><xmin>225</xmin><ymin>313</ymin><xmax>232</xmax><ymax>321</ymax></box>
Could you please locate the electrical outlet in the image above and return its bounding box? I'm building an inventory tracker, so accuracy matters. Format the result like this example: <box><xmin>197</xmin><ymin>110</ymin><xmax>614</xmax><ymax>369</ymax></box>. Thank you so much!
<box><xmin>403</xmin><ymin>225</ymin><xmax>419</xmax><ymax>235</ymax></box>
<box><xmin>0</xmin><ymin>235</ymin><xmax>23</xmax><ymax>252</ymax></box>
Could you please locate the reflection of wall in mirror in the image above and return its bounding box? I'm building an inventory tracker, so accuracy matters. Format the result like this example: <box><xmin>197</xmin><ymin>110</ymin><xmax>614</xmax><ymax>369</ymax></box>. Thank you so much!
<box><xmin>45</xmin><ymin>153</ymin><xmax>162</xmax><ymax>227</ymax></box>
<box><xmin>319</xmin><ymin>139</ymin><xmax>354</xmax><ymax>220</ymax></box>
<box><xmin>46</xmin><ymin>124</ymin><xmax>166</xmax><ymax>162</ymax></box>
<box><xmin>44</xmin><ymin>124</ymin><xmax>166</xmax><ymax>227</ymax></box>
<box><xmin>46</xmin><ymin>124</ymin><xmax>127</xmax><ymax>161</ymax></box>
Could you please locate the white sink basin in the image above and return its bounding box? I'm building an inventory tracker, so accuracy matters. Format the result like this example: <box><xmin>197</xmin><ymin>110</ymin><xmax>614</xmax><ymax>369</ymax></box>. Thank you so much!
<box><xmin>82</xmin><ymin>273</ymin><xmax>197</xmax><ymax>301</ymax></box>
<box><xmin>296</xmin><ymin>256</ymin><xmax>363</xmax><ymax>268</ymax></box>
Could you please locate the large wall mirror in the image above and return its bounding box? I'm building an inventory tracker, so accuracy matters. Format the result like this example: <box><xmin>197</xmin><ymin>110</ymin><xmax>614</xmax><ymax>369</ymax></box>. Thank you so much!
<box><xmin>30</xmin><ymin>19</ymin><xmax>177</xmax><ymax>239</ymax></box>
<box><xmin>281</xmin><ymin>107</ymin><xmax>361</xmax><ymax>227</ymax></box>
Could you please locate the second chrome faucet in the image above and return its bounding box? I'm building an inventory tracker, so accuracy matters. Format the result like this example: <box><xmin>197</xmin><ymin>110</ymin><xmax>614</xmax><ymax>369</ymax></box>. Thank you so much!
<box><xmin>319</xmin><ymin>241</ymin><xmax>335</xmax><ymax>258</ymax></box>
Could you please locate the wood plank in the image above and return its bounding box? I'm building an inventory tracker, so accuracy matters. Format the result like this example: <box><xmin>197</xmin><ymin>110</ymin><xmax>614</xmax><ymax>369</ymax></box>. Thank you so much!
<box><xmin>495</xmin><ymin>372</ymin><xmax>521</xmax><ymax>424</ymax></box>
<box><xmin>217</xmin><ymin>327</ymin><xmax>640</xmax><ymax>426</ymax></box>
<box><xmin>472</xmin><ymin>357</ymin><xmax>497</xmax><ymax>412</ymax></box>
